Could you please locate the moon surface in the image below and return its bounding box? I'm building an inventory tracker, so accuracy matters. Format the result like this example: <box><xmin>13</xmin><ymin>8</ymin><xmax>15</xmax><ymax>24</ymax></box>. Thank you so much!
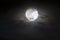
<box><xmin>25</xmin><ymin>9</ymin><xmax>39</xmax><ymax>21</ymax></box>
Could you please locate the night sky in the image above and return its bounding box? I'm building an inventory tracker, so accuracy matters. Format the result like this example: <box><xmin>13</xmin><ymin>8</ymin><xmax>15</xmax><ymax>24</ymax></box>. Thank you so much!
<box><xmin>0</xmin><ymin>0</ymin><xmax>60</xmax><ymax>40</ymax></box>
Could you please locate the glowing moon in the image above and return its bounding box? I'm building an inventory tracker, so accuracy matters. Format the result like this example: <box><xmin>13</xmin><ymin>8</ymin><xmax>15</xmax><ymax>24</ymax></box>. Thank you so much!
<box><xmin>25</xmin><ymin>9</ymin><xmax>38</xmax><ymax>21</ymax></box>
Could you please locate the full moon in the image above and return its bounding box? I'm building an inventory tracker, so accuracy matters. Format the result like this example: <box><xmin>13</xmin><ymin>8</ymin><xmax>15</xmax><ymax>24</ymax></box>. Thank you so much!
<box><xmin>25</xmin><ymin>9</ymin><xmax>38</xmax><ymax>21</ymax></box>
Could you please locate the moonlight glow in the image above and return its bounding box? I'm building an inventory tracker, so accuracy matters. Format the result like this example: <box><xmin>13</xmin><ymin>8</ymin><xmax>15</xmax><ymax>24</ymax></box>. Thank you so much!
<box><xmin>25</xmin><ymin>9</ymin><xmax>38</xmax><ymax>21</ymax></box>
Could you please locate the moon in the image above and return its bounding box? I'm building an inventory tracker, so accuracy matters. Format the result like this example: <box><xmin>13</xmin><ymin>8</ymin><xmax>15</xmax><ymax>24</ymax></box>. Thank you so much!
<box><xmin>25</xmin><ymin>9</ymin><xmax>39</xmax><ymax>21</ymax></box>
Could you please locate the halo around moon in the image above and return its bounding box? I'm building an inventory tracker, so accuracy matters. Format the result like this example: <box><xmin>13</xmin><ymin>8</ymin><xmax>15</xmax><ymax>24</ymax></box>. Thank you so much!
<box><xmin>25</xmin><ymin>9</ymin><xmax>39</xmax><ymax>21</ymax></box>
